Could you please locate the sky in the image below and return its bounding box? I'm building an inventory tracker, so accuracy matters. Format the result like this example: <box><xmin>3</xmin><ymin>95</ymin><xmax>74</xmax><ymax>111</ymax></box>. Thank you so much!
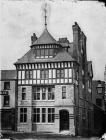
<box><xmin>0</xmin><ymin>0</ymin><xmax>106</xmax><ymax>81</ymax></box>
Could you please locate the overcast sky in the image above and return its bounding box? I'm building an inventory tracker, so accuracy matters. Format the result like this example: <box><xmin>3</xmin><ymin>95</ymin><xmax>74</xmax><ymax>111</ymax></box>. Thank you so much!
<box><xmin>0</xmin><ymin>0</ymin><xmax>106</xmax><ymax>80</ymax></box>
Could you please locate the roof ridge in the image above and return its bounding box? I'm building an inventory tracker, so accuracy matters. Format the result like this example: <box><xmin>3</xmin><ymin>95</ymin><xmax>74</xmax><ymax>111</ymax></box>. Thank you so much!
<box><xmin>33</xmin><ymin>28</ymin><xmax>58</xmax><ymax>45</ymax></box>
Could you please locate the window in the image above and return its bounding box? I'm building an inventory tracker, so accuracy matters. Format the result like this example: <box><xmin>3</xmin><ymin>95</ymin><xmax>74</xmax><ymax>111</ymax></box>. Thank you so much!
<box><xmin>20</xmin><ymin>108</ymin><xmax>27</xmax><ymax>123</ymax></box>
<box><xmin>45</xmin><ymin>49</ymin><xmax>49</xmax><ymax>56</ymax></box>
<box><xmin>56</xmin><ymin>69</ymin><xmax>64</xmax><ymax>78</ymax></box>
<box><xmin>41</xmin><ymin>70</ymin><xmax>48</xmax><ymax>79</ymax></box>
<box><xmin>36</xmin><ymin>49</ymin><xmax>54</xmax><ymax>58</ymax></box>
<box><xmin>4</xmin><ymin>82</ymin><xmax>10</xmax><ymax>90</ymax></box>
<box><xmin>62</xmin><ymin>86</ymin><xmax>66</xmax><ymax>99</ymax></box>
<box><xmin>96</xmin><ymin>99</ymin><xmax>102</xmax><ymax>107</ymax></box>
<box><xmin>42</xmin><ymin>87</ymin><xmax>46</xmax><ymax>100</ymax></box>
<box><xmin>48</xmin><ymin>108</ymin><xmax>55</xmax><ymax>123</ymax></box>
<box><xmin>33</xmin><ymin>87</ymin><xmax>40</xmax><ymax>100</ymax></box>
<box><xmin>41</xmin><ymin>49</ymin><xmax>45</xmax><ymax>56</ymax></box>
<box><xmin>42</xmin><ymin>108</ymin><xmax>46</xmax><ymax>122</ymax></box>
<box><xmin>22</xmin><ymin>88</ymin><xmax>26</xmax><ymax>100</ymax></box>
<box><xmin>4</xmin><ymin>95</ymin><xmax>10</xmax><ymax>106</ymax></box>
<box><xmin>25</xmin><ymin>70</ymin><xmax>32</xmax><ymax>79</ymax></box>
<box><xmin>48</xmin><ymin>87</ymin><xmax>54</xmax><ymax>100</ymax></box>
<box><xmin>49</xmin><ymin>49</ymin><xmax>54</xmax><ymax>56</ymax></box>
<box><xmin>97</xmin><ymin>84</ymin><xmax>103</xmax><ymax>94</ymax></box>
<box><xmin>33</xmin><ymin>108</ymin><xmax>40</xmax><ymax>123</ymax></box>
<box><xmin>33</xmin><ymin>86</ymin><xmax>55</xmax><ymax>101</ymax></box>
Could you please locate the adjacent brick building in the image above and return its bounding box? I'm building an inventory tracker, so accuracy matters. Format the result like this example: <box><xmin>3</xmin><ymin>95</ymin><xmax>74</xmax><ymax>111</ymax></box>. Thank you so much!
<box><xmin>0</xmin><ymin>70</ymin><xmax>17</xmax><ymax>132</ymax></box>
<box><xmin>92</xmin><ymin>80</ymin><xmax>106</xmax><ymax>135</ymax></box>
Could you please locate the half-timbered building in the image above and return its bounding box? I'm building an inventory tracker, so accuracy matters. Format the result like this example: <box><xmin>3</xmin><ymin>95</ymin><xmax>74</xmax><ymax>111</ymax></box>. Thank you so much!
<box><xmin>14</xmin><ymin>22</ymin><xmax>94</xmax><ymax>136</ymax></box>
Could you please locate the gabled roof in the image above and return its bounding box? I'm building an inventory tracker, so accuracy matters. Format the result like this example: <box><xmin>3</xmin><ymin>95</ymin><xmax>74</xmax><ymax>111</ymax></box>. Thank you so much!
<box><xmin>1</xmin><ymin>70</ymin><xmax>17</xmax><ymax>80</ymax></box>
<box><xmin>15</xmin><ymin>48</ymin><xmax>76</xmax><ymax>64</ymax></box>
<box><xmin>32</xmin><ymin>28</ymin><xmax>58</xmax><ymax>45</ymax></box>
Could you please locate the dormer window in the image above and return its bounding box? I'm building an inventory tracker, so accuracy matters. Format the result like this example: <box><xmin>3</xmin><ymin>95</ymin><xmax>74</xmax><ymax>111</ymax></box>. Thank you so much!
<box><xmin>35</xmin><ymin>48</ymin><xmax>54</xmax><ymax>59</ymax></box>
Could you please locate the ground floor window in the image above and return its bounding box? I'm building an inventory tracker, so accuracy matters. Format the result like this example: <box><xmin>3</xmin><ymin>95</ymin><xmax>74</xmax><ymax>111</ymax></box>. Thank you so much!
<box><xmin>32</xmin><ymin>107</ymin><xmax>55</xmax><ymax>123</ymax></box>
<box><xmin>33</xmin><ymin>108</ymin><xmax>40</xmax><ymax>123</ymax></box>
<box><xmin>20</xmin><ymin>108</ymin><xmax>27</xmax><ymax>123</ymax></box>
<box><xmin>42</xmin><ymin>108</ymin><xmax>46</xmax><ymax>122</ymax></box>
<box><xmin>48</xmin><ymin>108</ymin><xmax>55</xmax><ymax>123</ymax></box>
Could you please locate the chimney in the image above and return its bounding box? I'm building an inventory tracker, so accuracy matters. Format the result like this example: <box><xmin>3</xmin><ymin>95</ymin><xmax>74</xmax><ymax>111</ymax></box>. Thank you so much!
<box><xmin>31</xmin><ymin>33</ymin><xmax>37</xmax><ymax>45</ymax></box>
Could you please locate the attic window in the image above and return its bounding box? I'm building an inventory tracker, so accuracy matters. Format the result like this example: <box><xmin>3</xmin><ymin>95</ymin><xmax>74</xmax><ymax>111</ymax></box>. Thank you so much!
<box><xmin>35</xmin><ymin>48</ymin><xmax>54</xmax><ymax>59</ymax></box>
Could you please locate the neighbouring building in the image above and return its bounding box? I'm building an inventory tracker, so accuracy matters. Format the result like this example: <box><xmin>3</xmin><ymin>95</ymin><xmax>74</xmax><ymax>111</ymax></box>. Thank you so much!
<box><xmin>13</xmin><ymin>22</ymin><xmax>94</xmax><ymax>136</ymax></box>
<box><xmin>104</xmin><ymin>65</ymin><xmax>106</xmax><ymax>100</ymax></box>
<box><xmin>0</xmin><ymin>70</ymin><xmax>17</xmax><ymax>132</ymax></box>
<box><xmin>92</xmin><ymin>80</ymin><xmax>106</xmax><ymax>135</ymax></box>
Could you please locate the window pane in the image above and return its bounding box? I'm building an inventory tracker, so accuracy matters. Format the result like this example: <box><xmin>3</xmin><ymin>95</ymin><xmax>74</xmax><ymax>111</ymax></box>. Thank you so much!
<box><xmin>4</xmin><ymin>82</ymin><xmax>10</xmax><ymax>90</ymax></box>
<box><xmin>62</xmin><ymin>86</ymin><xmax>66</xmax><ymax>99</ymax></box>
<box><xmin>24</xmin><ymin>114</ymin><xmax>27</xmax><ymax>122</ymax></box>
<box><xmin>29</xmin><ymin>71</ymin><xmax>33</xmax><ymax>79</ymax></box>
<box><xmin>24</xmin><ymin>108</ymin><xmax>27</xmax><ymax>113</ymax></box>
<box><xmin>37</xmin><ymin>114</ymin><xmax>40</xmax><ymax>122</ymax></box>
<box><xmin>42</xmin><ymin>108</ymin><xmax>46</xmax><ymax>122</ymax></box>
<box><xmin>4</xmin><ymin>95</ymin><xmax>9</xmax><ymax>106</ymax></box>
<box><xmin>61</xmin><ymin>69</ymin><xmax>64</xmax><ymax>78</ymax></box>
<box><xmin>49</xmin><ymin>49</ymin><xmax>54</xmax><ymax>56</ymax></box>
<box><xmin>45</xmin><ymin>70</ymin><xmax>48</xmax><ymax>79</ymax></box>
<box><xmin>20</xmin><ymin>108</ymin><xmax>23</xmax><ymax>113</ymax></box>
<box><xmin>48</xmin><ymin>108</ymin><xmax>51</xmax><ymax>113</ymax></box>
<box><xmin>37</xmin><ymin>108</ymin><xmax>40</xmax><ymax>113</ymax></box>
<box><xmin>22</xmin><ymin>93</ymin><xmax>26</xmax><ymax>100</ymax></box>
<box><xmin>42</xmin><ymin>93</ymin><xmax>46</xmax><ymax>100</ymax></box>
<box><xmin>33</xmin><ymin>114</ymin><xmax>36</xmax><ymax>122</ymax></box>
<box><xmin>20</xmin><ymin>114</ymin><xmax>23</xmax><ymax>122</ymax></box>
<box><xmin>22</xmin><ymin>88</ymin><xmax>26</xmax><ymax>92</ymax></box>
<box><xmin>41</xmin><ymin>70</ymin><xmax>44</xmax><ymax>79</ymax></box>
<box><xmin>36</xmin><ymin>49</ymin><xmax>40</xmax><ymax>57</ymax></box>
<box><xmin>37</xmin><ymin>87</ymin><xmax>40</xmax><ymax>92</ymax></box>
<box><xmin>41</xmin><ymin>49</ymin><xmax>44</xmax><ymax>56</ymax></box>
<box><xmin>62</xmin><ymin>86</ymin><xmax>66</xmax><ymax>92</ymax></box>
<box><xmin>45</xmin><ymin>49</ymin><xmax>49</xmax><ymax>56</ymax></box>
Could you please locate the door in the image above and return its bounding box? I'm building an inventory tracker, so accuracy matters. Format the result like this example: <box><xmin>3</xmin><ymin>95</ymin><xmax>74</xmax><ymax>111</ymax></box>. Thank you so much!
<box><xmin>59</xmin><ymin>110</ymin><xmax>69</xmax><ymax>131</ymax></box>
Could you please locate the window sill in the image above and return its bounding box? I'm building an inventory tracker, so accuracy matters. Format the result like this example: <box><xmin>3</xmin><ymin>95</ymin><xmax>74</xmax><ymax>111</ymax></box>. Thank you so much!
<box><xmin>20</xmin><ymin>122</ymin><xmax>28</xmax><ymax>124</ymax></box>
<box><xmin>3</xmin><ymin>105</ymin><xmax>10</xmax><ymax>107</ymax></box>
<box><xmin>32</xmin><ymin>122</ymin><xmax>54</xmax><ymax>125</ymax></box>
<box><xmin>32</xmin><ymin>100</ymin><xmax>55</xmax><ymax>102</ymax></box>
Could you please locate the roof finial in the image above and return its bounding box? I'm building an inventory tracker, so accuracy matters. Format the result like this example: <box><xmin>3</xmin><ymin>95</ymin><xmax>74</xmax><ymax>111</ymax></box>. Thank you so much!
<box><xmin>44</xmin><ymin>3</ymin><xmax>47</xmax><ymax>28</ymax></box>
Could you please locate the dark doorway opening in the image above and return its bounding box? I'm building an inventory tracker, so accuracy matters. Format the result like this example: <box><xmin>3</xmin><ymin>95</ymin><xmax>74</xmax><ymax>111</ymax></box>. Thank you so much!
<box><xmin>59</xmin><ymin>110</ymin><xmax>69</xmax><ymax>131</ymax></box>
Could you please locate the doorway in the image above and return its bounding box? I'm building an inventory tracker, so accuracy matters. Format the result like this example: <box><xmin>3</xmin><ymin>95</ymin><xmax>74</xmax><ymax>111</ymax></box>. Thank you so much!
<box><xmin>59</xmin><ymin>110</ymin><xmax>69</xmax><ymax>131</ymax></box>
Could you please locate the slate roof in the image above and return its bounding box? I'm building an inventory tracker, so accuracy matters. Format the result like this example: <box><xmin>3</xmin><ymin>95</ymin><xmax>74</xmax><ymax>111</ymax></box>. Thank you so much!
<box><xmin>32</xmin><ymin>28</ymin><xmax>58</xmax><ymax>45</ymax></box>
<box><xmin>1</xmin><ymin>70</ymin><xmax>17</xmax><ymax>80</ymax></box>
<box><xmin>15</xmin><ymin>48</ymin><xmax>76</xmax><ymax>64</ymax></box>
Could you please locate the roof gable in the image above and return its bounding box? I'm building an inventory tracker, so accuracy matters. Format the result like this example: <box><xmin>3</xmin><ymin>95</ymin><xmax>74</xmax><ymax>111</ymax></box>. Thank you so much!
<box><xmin>33</xmin><ymin>28</ymin><xmax>57</xmax><ymax>45</ymax></box>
